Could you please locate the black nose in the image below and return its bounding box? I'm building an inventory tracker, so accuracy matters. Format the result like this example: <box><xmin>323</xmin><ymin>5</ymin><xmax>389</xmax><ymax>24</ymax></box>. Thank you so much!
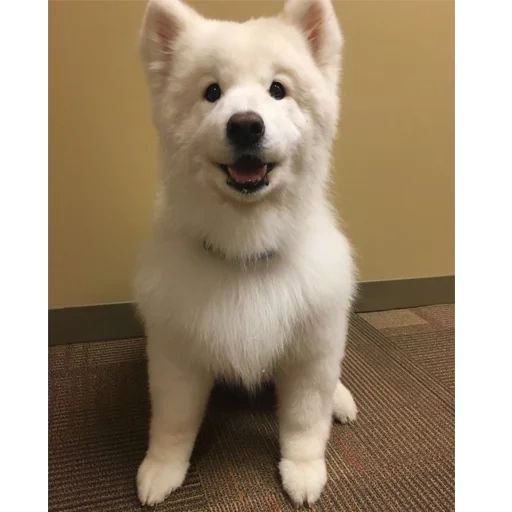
<box><xmin>226</xmin><ymin>111</ymin><xmax>265</xmax><ymax>147</ymax></box>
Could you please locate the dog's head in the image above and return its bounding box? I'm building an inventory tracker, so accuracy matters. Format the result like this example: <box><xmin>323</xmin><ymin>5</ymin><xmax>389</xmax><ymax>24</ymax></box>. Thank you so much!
<box><xmin>140</xmin><ymin>0</ymin><xmax>342</xmax><ymax>256</ymax></box>
<box><xmin>139</xmin><ymin>0</ymin><xmax>343</xmax><ymax>256</ymax></box>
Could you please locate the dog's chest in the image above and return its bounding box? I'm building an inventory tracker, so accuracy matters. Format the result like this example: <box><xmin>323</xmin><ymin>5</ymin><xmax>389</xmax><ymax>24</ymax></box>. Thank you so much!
<box><xmin>165</xmin><ymin>260</ymin><xmax>311</xmax><ymax>380</ymax></box>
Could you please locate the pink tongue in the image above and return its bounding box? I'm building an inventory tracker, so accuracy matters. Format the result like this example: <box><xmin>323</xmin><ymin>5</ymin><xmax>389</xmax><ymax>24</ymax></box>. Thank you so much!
<box><xmin>228</xmin><ymin>165</ymin><xmax>267</xmax><ymax>183</ymax></box>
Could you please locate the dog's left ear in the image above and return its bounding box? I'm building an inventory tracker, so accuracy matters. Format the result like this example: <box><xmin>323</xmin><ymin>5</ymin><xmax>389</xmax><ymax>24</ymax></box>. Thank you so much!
<box><xmin>139</xmin><ymin>0</ymin><xmax>201</xmax><ymax>94</ymax></box>
<box><xmin>281</xmin><ymin>0</ymin><xmax>342</xmax><ymax>82</ymax></box>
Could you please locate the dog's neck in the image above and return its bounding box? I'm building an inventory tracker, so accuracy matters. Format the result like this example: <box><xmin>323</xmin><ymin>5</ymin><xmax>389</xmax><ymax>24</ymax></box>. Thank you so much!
<box><xmin>202</xmin><ymin>239</ymin><xmax>277</xmax><ymax>265</ymax></box>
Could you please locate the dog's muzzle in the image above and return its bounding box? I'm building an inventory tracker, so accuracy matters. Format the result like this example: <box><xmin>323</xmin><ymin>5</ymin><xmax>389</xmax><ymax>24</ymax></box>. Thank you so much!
<box><xmin>218</xmin><ymin>155</ymin><xmax>276</xmax><ymax>194</ymax></box>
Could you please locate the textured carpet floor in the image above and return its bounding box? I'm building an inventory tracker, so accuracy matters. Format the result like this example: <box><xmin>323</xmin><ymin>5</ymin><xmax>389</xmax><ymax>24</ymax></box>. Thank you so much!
<box><xmin>49</xmin><ymin>304</ymin><xmax>454</xmax><ymax>511</ymax></box>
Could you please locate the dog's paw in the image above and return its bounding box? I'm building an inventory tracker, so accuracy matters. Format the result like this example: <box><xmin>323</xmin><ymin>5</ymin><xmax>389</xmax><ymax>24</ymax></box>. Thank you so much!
<box><xmin>333</xmin><ymin>381</ymin><xmax>358</xmax><ymax>424</ymax></box>
<box><xmin>136</xmin><ymin>455</ymin><xmax>189</xmax><ymax>506</ymax></box>
<box><xmin>279</xmin><ymin>457</ymin><xmax>327</xmax><ymax>506</ymax></box>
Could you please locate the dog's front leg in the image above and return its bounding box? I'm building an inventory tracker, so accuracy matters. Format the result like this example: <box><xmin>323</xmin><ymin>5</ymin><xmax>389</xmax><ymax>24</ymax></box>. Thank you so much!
<box><xmin>276</xmin><ymin>352</ymin><xmax>340</xmax><ymax>506</ymax></box>
<box><xmin>137</xmin><ymin>344</ymin><xmax>213</xmax><ymax>506</ymax></box>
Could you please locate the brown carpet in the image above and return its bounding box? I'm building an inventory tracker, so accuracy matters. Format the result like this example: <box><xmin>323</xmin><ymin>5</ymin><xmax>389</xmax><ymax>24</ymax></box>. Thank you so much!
<box><xmin>49</xmin><ymin>304</ymin><xmax>454</xmax><ymax>511</ymax></box>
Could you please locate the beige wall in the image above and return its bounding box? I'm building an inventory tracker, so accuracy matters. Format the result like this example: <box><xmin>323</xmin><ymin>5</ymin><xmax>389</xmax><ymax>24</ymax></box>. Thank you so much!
<box><xmin>49</xmin><ymin>0</ymin><xmax>454</xmax><ymax>308</ymax></box>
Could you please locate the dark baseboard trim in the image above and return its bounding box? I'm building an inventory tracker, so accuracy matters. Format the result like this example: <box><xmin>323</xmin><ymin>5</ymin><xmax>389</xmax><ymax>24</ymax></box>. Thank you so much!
<box><xmin>353</xmin><ymin>275</ymin><xmax>454</xmax><ymax>313</ymax></box>
<box><xmin>49</xmin><ymin>275</ymin><xmax>454</xmax><ymax>346</ymax></box>
<box><xmin>49</xmin><ymin>302</ymin><xmax>144</xmax><ymax>346</ymax></box>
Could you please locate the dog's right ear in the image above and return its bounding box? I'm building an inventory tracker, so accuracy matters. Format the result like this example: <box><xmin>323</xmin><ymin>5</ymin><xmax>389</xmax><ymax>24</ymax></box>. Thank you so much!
<box><xmin>139</xmin><ymin>0</ymin><xmax>200</xmax><ymax>91</ymax></box>
<box><xmin>281</xmin><ymin>0</ymin><xmax>342</xmax><ymax>88</ymax></box>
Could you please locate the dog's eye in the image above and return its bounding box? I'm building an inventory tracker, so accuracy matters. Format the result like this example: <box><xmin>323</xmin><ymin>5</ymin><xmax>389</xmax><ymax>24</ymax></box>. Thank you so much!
<box><xmin>269</xmin><ymin>81</ymin><xmax>286</xmax><ymax>100</ymax></box>
<box><xmin>204</xmin><ymin>83</ymin><xmax>222</xmax><ymax>103</ymax></box>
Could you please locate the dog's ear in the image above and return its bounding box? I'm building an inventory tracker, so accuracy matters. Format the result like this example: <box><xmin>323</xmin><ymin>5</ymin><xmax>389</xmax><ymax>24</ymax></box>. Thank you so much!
<box><xmin>139</xmin><ymin>0</ymin><xmax>200</xmax><ymax>91</ymax></box>
<box><xmin>281</xmin><ymin>0</ymin><xmax>342</xmax><ymax>83</ymax></box>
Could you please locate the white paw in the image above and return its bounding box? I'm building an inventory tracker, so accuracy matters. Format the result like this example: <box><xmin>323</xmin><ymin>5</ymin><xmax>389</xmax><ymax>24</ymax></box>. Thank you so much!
<box><xmin>136</xmin><ymin>455</ymin><xmax>189</xmax><ymax>506</ymax></box>
<box><xmin>279</xmin><ymin>458</ymin><xmax>327</xmax><ymax>506</ymax></box>
<box><xmin>332</xmin><ymin>381</ymin><xmax>358</xmax><ymax>424</ymax></box>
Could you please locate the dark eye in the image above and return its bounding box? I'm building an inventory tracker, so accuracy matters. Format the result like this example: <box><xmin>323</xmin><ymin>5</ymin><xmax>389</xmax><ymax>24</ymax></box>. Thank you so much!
<box><xmin>204</xmin><ymin>83</ymin><xmax>222</xmax><ymax>103</ymax></box>
<box><xmin>269</xmin><ymin>81</ymin><xmax>286</xmax><ymax>100</ymax></box>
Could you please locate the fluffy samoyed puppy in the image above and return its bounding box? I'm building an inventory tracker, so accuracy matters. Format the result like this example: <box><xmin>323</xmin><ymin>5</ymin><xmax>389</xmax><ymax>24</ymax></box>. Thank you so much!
<box><xmin>135</xmin><ymin>0</ymin><xmax>358</xmax><ymax>506</ymax></box>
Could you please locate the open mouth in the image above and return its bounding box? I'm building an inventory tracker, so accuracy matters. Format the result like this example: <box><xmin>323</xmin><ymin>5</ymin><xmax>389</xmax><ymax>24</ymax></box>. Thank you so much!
<box><xmin>218</xmin><ymin>155</ymin><xmax>275</xmax><ymax>194</ymax></box>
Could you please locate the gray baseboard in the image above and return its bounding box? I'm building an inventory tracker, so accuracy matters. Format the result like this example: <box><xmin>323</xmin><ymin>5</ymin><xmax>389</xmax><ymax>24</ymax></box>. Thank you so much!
<box><xmin>48</xmin><ymin>275</ymin><xmax>454</xmax><ymax>346</ymax></box>
<box><xmin>353</xmin><ymin>275</ymin><xmax>454</xmax><ymax>313</ymax></box>
<box><xmin>49</xmin><ymin>302</ymin><xmax>144</xmax><ymax>346</ymax></box>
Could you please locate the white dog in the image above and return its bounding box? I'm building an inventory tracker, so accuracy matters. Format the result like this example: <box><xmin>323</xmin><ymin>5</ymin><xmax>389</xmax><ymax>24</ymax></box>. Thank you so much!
<box><xmin>134</xmin><ymin>0</ymin><xmax>358</xmax><ymax>506</ymax></box>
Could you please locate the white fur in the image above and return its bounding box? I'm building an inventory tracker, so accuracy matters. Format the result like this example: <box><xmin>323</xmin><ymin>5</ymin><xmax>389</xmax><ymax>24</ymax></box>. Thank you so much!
<box><xmin>135</xmin><ymin>0</ymin><xmax>357</xmax><ymax>506</ymax></box>
<box><xmin>333</xmin><ymin>381</ymin><xmax>358</xmax><ymax>423</ymax></box>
